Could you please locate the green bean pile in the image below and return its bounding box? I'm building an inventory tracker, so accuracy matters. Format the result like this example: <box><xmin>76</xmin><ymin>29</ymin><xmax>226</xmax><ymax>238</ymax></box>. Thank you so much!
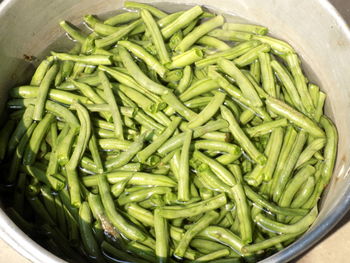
<box><xmin>0</xmin><ymin>1</ymin><xmax>338</xmax><ymax>262</ymax></box>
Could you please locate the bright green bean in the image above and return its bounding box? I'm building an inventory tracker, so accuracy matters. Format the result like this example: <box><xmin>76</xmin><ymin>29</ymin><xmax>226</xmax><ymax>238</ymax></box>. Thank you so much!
<box><xmin>98</xmin><ymin>173</ymin><xmax>146</xmax><ymax>241</ymax></box>
<box><xmin>118</xmin><ymin>46</ymin><xmax>169</xmax><ymax>95</ymax></box>
<box><xmin>95</xmin><ymin>19</ymin><xmax>142</xmax><ymax>48</ymax></box>
<box><xmin>218</xmin><ymin>58</ymin><xmax>262</xmax><ymax>107</ymax></box>
<box><xmin>174</xmin><ymin>211</ymin><xmax>219</xmax><ymax>258</ymax></box>
<box><xmin>266</xmin><ymin>96</ymin><xmax>325</xmax><ymax>138</ymax></box>
<box><xmin>162</xmin><ymin>6</ymin><xmax>203</xmax><ymax>39</ymax></box>
<box><xmin>141</xmin><ymin>9</ymin><xmax>170</xmax><ymax>64</ymax></box>
<box><xmin>188</xmin><ymin>92</ymin><xmax>226</xmax><ymax>129</ymax></box>
<box><xmin>223</xmin><ymin>23</ymin><xmax>268</xmax><ymax>35</ymax></box>
<box><xmin>178</xmin><ymin>130</ymin><xmax>192</xmax><ymax>201</ymax></box>
<box><xmin>159</xmin><ymin>193</ymin><xmax>227</xmax><ymax>219</ymax></box>
<box><xmin>137</xmin><ymin>117</ymin><xmax>181</xmax><ymax>162</ymax></box>
<box><xmin>176</xmin><ymin>15</ymin><xmax>224</xmax><ymax>52</ymax></box>
<box><xmin>33</xmin><ymin>63</ymin><xmax>59</xmax><ymax>121</ymax></box>
<box><xmin>99</xmin><ymin>71</ymin><xmax>124</xmax><ymax>140</ymax></box>
<box><xmin>320</xmin><ymin>116</ymin><xmax>338</xmax><ymax>185</ymax></box>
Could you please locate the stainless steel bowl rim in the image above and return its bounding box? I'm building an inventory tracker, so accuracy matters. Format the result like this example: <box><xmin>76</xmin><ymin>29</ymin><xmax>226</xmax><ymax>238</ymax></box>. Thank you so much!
<box><xmin>0</xmin><ymin>0</ymin><xmax>349</xmax><ymax>262</ymax></box>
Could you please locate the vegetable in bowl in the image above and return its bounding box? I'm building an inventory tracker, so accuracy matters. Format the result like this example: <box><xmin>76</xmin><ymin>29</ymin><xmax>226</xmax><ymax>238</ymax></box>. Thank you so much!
<box><xmin>0</xmin><ymin>1</ymin><xmax>337</xmax><ymax>262</ymax></box>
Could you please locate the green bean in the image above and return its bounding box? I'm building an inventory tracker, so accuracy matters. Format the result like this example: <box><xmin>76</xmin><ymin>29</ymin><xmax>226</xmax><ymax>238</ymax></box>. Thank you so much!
<box><xmin>124</xmin><ymin>203</ymin><xmax>154</xmax><ymax>227</ymax></box>
<box><xmin>118</xmin><ymin>46</ymin><xmax>169</xmax><ymax>95</ymax></box>
<box><xmin>87</xmin><ymin>193</ymin><xmax>120</xmax><ymax>239</ymax></box>
<box><xmin>245</xmin><ymin>118</ymin><xmax>288</xmax><ymax>137</ymax></box>
<box><xmin>88</xmin><ymin>132</ymin><xmax>104</xmax><ymax>173</ymax></box>
<box><xmin>84</xmin><ymin>15</ymin><xmax>122</xmax><ymax>37</ymax></box>
<box><xmin>223</xmin><ymin>23</ymin><xmax>268</xmax><ymax>35</ymax></box>
<box><xmin>162</xmin><ymin>92</ymin><xmax>197</xmax><ymax>121</ymax></box>
<box><xmin>23</xmin><ymin>113</ymin><xmax>55</xmax><ymax>165</ymax></box>
<box><xmin>273</xmin><ymin>130</ymin><xmax>308</xmax><ymax>203</ymax></box>
<box><xmin>64</xmin><ymin>168</ymin><xmax>81</xmax><ymax>208</ymax></box>
<box><xmin>30</xmin><ymin>57</ymin><xmax>54</xmax><ymax>86</ymax></box>
<box><xmin>105</xmin><ymin>134</ymin><xmax>145</xmax><ymax>170</ymax></box>
<box><xmin>153</xmin><ymin>208</ymin><xmax>169</xmax><ymax>263</ymax></box>
<box><xmin>194</xmin><ymin>151</ymin><xmax>237</xmax><ymax>186</ymax></box>
<box><xmin>12</xmin><ymin>84</ymin><xmax>86</xmax><ymax>102</ymax></box>
<box><xmin>141</xmin><ymin>9</ymin><xmax>170</xmax><ymax>64</ymax></box>
<box><xmin>271</xmin><ymin>59</ymin><xmax>303</xmax><ymax>110</ymax></box>
<box><xmin>320</xmin><ymin>116</ymin><xmax>338</xmax><ymax>185</ymax></box>
<box><xmin>291</xmin><ymin>176</ymin><xmax>316</xmax><ymax>208</ymax></box>
<box><xmin>182</xmin><ymin>19</ymin><xmax>199</xmax><ymax>36</ymax></box>
<box><xmin>56</xmin><ymin>127</ymin><xmax>76</xmax><ymax>165</ymax></box>
<box><xmin>102</xmin><ymin>241</ymin><xmax>149</xmax><ymax>263</ymax></box>
<box><xmin>159</xmin><ymin>193</ymin><xmax>227</xmax><ymax>219</ymax></box>
<box><xmin>168</xmin><ymin>47</ymin><xmax>203</xmax><ymax>69</ymax></box>
<box><xmin>278</xmin><ymin>165</ymin><xmax>315</xmax><ymax>213</ymax></box>
<box><xmin>32</xmin><ymin>63</ymin><xmax>59</xmax><ymax>120</ymax></box>
<box><xmin>208</xmin><ymin>29</ymin><xmax>253</xmax><ymax>42</ymax></box>
<box><xmin>158</xmin><ymin>119</ymin><xmax>228</xmax><ymax>155</ymax></box>
<box><xmin>26</xmin><ymin>194</ymin><xmax>55</xmax><ymax>225</ymax></box>
<box><xmin>7</xmin><ymin>105</ymin><xmax>33</xmax><ymax>154</ymax></box>
<box><xmin>124</xmin><ymin>1</ymin><xmax>167</xmax><ymax>18</ymax></box>
<box><xmin>87</xmin><ymin>171</ymin><xmax>176</xmax><ymax>188</ymax></box>
<box><xmin>99</xmin><ymin>66</ymin><xmax>165</xmax><ymax>109</ymax></box>
<box><xmin>52</xmin><ymin>52</ymin><xmax>111</xmax><ymax>66</ymax></box>
<box><xmin>177</xmin><ymin>130</ymin><xmax>192</xmax><ymax>201</ymax></box>
<box><xmin>98</xmin><ymin>71</ymin><xmax>124</xmax><ymax>140</ymax></box>
<box><xmin>188</xmin><ymin>92</ymin><xmax>226</xmax><ymax>129</ymax></box>
<box><xmin>162</xmin><ymin>6</ymin><xmax>203</xmax><ymax>39</ymax></box>
<box><xmin>0</xmin><ymin>119</ymin><xmax>15</xmax><ymax>160</ymax></box>
<box><xmin>233</xmin><ymin>44</ymin><xmax>270</xmax><ymax>67</ymax></box>
<box><xmin>230</xmin><ymin>183</ymin><xmax>252</xmax><ymax>244</ymax></box>
<box><xmin>95</xmin><ymin>19</ymin><xmax>142</xmax><ymax>48</ymax></box>
<box><xmin>59</xmin><ymin>21</ymin><xmax>85</xmax><ymax>43</ymax></box>
<box><xmin>118</xmin><ymin>186</ymin><xmax>171</xmax><ymax>205</ymax></box>
<box><xmin>196</xmin><ymin>40</ymin><xmax>260</xmax><ymax>68</ymax></box>
<box><xmin>66</xmin><ymin>103</ymin><xmax>91</xmax><ymax>170</ymax></box>
<box><xmin>68</xmin><ymin>79</ymin><xmax>105</xmax><ymax>104</ymax></box>
<box><xmin>257</xmin><ymin>52</ymin><xmax>275</xmax><ymax>98</ymax></box>
<box><xmin>79</xmin><ymin>202</ymin><xmax>103</xmax><ymax>261</ymax></box>
<box><xmin>185</xmin><ymin>96</ymin><xmax>212</xmax><ymax>109</ymax></box>
<box><xmin>243</xmin><ymin>185</ymin><xmax>308</xmax><ymax>216</ymax></box>
<box><xmin>98</xmin><ymin>138</ymin><xmax>131</xmax><ymax>151</ymax></box>
<box><xmin>197</xmin><ymin>36</ymin><xmax>230</xmax><ymax>51</ymax></box>
<box><xmin>314</xmin><ymin>91</ymin><xmax>326</xmax><ymax>122</ymax></box>
<box><xmin>250</xmin><ymin>59</ymin><xmax>261</xmax><ymax>83</ymax></box>
<box><xmin>296</xmin><ymin>138</ymin><xmax>326</xmax><ymax>168</ymax></box>
<box><xmin>252</xmin><ymin>35</ymin><xmax>294</xmax><ymax>54</ymax></box>
<box><xmin>168</xmin><ymin>30</ymin><xmax>183</xmax><ymax>50</ymax></box>
<box><xmin>98</xmin><ymin>173</ymin><xmax>146</xmax><ymax>241</ymax></box>
<box><xmin>137</xmin><ymin>117</ymin><xmax>181</xmax><ymax>162</ymax></box>
<box><xmin>179</xmin><ymin>78</ymin><xmax>220</xmax><ymax>101</ymax></box>
<box><xmin>285</xmin><ymin>53</ymin><xmax>314</xmax><ymax>115</ymax></box>
<box><xmin>194</xmin><ymin>249</ymin><xmax>230</xmax><ymax>262</ymax></box>
<box><xmin>126</xmin><ymin>241</ymin><xmax>157</xmax><ymax>262</ymax></box>
<box><xmin>221</xmin><ymin>105</ymin><xmax>266</xmax><ymax>165</ymax></box>
<box><xmin>218</xmin><ymin>58</ymin><xmax>262</xmax><ymax>107</ymax></box>
<box><xmin>174</xmin><ymin>211</ymin><xmax>219</xmax><ymax>258</ymax></box>
<box><xmin>174</xmin><ymin>66</ymin><xmax>192</xmax><ymax>93</ymax></box>
<box><xmin>176</xmin><ymin>15</ymin><xmax>224</xmax><ymax>52</ymax></box>
<box><xmin>40</xmin><ymin>185</ymin><xmax>57</xmax><ymax>221</ymax></box>
<box><xmin>255</xmin><ymin>206</ymin><xmax>318</xmax><ymax>234</ymax></box>
<box><xmin>118</xmin><ymin>40</ymin><xmax>167</xmax><ymax>77</ymax></box>
<box><xmin>266</xmin><ymin>96</ymin><xmax>324</xmax><ymax>138</ymax></box>
<box><xmin>197</xmin><ymin>226</ymin><xmax>244</xmax><ymax>256</ymax></box>
<box><xmin>104</xmin><ymin>11</ymin><xmax>140</xmax><ymax>26</ymax></box>
<box><xmin>242</xmin><ymin>232</ymin><xmax>300</xmax><ymax>253</ymax></box>
<box><xmin>194</xmin><ymin>140</ymin><xmax>241</xmax><ymax>156</ymax></box>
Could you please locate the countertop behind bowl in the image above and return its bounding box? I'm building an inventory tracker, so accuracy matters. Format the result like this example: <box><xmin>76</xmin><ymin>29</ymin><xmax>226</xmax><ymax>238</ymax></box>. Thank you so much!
<box><xmin>0</xmin><ymin>0</ymin><xmax>350</xmax><ymax>262</ymax></box>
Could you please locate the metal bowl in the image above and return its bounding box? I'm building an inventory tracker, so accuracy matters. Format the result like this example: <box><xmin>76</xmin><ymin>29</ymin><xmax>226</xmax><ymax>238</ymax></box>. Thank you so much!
<box><xmin>0</xmin><ymin>0</ymin><xmax>349</xmax><ymax>262</ymax></box>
